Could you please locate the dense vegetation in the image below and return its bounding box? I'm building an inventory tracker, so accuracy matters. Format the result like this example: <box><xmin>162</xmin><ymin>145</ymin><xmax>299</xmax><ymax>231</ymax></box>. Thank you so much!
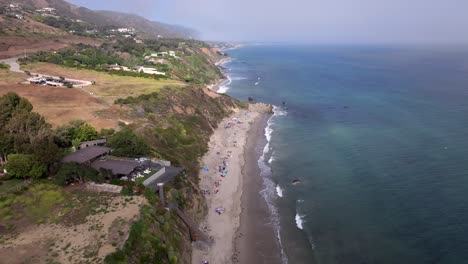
<box><xmin>0</xmin><ymin>92</ymin><xmax>60</xmax><ymax>178</ymax></box>
<box><xmin>114</xmin><ymin>86</ymin><xmax>245</xmax><ymax>177</ymax></box>
<box><xmin>107</xmin><ymin>127</ymin><xmax>151</xmax><ymax>157</ymax></box>
<box><xmin>19</xmin><ymin>37</ymin><xmax>223</xmax><ymax>84</ymax></box>
<box><xmin>19</xmin><ymin>44</ymin><xmax>123</xmax><ymax>70</ymax></box>
<box><xmin>104</xmin><ymin>204</ymin><xmax>185</xmax><ymax>264</ymax></box>
<box><xmin>0</xmin><ymin>63</ymin><xmax>10</xmax><ymax>69</ymax></box>
<box><xmin>33</xmin><ymin>15</ymin><xmax>92</xmax><ymax>35</ymax></box>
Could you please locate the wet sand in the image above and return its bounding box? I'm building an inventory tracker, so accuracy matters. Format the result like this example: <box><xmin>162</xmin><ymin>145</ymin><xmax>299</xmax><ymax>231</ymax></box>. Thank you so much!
<box><xmin>234</xmin><ymin>114</ymin><xmax>283</xmax><ymax>264</ymax></box>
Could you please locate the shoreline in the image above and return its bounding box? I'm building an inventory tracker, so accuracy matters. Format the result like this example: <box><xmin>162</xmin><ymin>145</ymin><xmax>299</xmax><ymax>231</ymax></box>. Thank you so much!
<box><xmin>192</xmin><ymin>103</ymin><xmax>272</xmax><ymax>263</ymax></box>
<box><xmin>207</xmin><ymin>57</ymin><xmax>232</xmax><ymax>93</ymax></box>
<box><xmin>234</xmin><ymin>112</ymin><xmax>283</xmax><ymax>264</ymax></box>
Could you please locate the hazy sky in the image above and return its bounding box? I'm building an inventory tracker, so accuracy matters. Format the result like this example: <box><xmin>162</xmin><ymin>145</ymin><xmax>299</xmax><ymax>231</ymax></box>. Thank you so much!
<box><xmin>68</xmin><ymin>0</ymin><xmax>468</xmax><ymax>44</ymax></box>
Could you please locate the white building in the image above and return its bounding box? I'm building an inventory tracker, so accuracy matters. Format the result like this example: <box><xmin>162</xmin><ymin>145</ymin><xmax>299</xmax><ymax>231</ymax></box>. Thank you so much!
<box><xmin>133</xmin><ymin>66</ymin><xmax>166</xmax><ymax>76</ymax></box>
<box><xmin>117</xmin><ymin>28</ymin><xmax>135</xmax><ymax>33</ymax></box>
<box><xmin>169</xmin><ymin>51</ymin><xmax>176</xmax><ymax>57</ymax></box>
<box><xmin>37</xmin><ymin>7</ymin><xmax>56</xmax><ymax>12</ymax></box>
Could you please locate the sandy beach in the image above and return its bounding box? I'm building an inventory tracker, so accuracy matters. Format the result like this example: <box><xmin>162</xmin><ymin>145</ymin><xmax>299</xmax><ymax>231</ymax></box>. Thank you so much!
<box><xmin>192</xmin><ymin>103</ymin><xmax>271</xmax><ymax>264</ymax></box>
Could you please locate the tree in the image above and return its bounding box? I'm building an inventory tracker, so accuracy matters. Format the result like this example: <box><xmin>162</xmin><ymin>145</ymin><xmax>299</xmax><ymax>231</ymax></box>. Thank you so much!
<box><xmin>0</xmin><ymin>92</ymin><xmax>33</xmax><ymax>127</ymax></box>
<box><xmin>29</xmin><ymin>130</ymin><xmax>61</xmax><ymax>167</ymax></box>
<box><xmin>99</xmin><ymin>128</ymin><xmax>115</xmax><ymax>138</ymax></box>
<box><xmin>54</xmin><ymin>162</ymin><xmax>102</xmax><ymax>185</ymax></box>
<box><xmin>72</xmin><ymin>124</ymin><xmax>98</xmax><ymax>148</ymax></box>
<box><xmin>107</xmin><ymin>128</ymin><xmax>151</xmax><ymax>157</ymax></box>
<box><xmin>5</xmin><ymin>154</ymin><xmax>47</xmax><ymax>179</ymax></box>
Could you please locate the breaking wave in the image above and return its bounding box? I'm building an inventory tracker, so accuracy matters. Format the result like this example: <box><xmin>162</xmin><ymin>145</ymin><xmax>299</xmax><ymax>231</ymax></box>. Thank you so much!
<box><xmin>258</xmin><ymin>105</ymin><xmax>288</xmax><ymax>264</ymax></box>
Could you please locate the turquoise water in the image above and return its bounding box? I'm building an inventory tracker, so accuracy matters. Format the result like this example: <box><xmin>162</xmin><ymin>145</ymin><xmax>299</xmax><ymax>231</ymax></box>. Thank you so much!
<box><xmin>222</xmin><ymin>45</ymin><xmax>468</xmax><ymax>264</ymax></box>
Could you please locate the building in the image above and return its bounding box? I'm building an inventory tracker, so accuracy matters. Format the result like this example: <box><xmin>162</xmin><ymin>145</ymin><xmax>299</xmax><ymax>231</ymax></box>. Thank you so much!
<box><xmin>36</xmin><ymin>7</ymin><xmax>55</xmax><ymax>13</ymax></box>
<box><xmin>62</xmin><ymin>143</ymin><xmax>184</xmax><ymax>182</ymax></box>
<box><xmin>91</xmin><ymin>158</ymin><xmax>140</xmax><ymax>177</ymax></box>
<box><xmin>62</xmin><ymin>146</ymin><xmax>112</xmax><ymax>165</ymax></box>
<box><xmin>107</xmin><ymin>64</ymin><xmax>123</xmax><ymax>71</ymax></box>
<box><xmin>145</xmin><ymin>57</ymin><xmax>169</xmax><ymax>64</ymax></box>
<box><xmin>133</xmin><ymin>66</ymin><xmax>166</xmax><ymax>76</ymax></box>
<box><xmin>107</xmin><ymin>64</ymin><xmax>130</xmax><ymax>71</ymax></box>
<box><xmin>79</xmin><ymin>139</ymin><xmax>107</xmax><ymax>150</ymax></box>
<box><xmin>117</xmin><ymin>28</ymin><xmax>135</xmax><ymax>33</ymax></box>
<box><xmin>169</xmin><ymin>51</ymin><xmax>176</xmax><ymax>57</ymax></box>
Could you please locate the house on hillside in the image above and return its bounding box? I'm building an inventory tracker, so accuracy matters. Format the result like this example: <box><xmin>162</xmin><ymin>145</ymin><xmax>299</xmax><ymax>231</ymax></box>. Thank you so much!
<box><xmin>133</xmin><ymin>66</ymin><xmax>166</xmax><ymax>76</ymax></box>
<box><xmin>79</xmin><ymin>139</ymin><xmax>107</xmax><ymax>150</ymax></box>
<box><xmin>117</xmin><ymin>28</ymin><xmax>135</xmax><ymax>33</ymax></box>
<box><xmin>169</xmin><ymin>51</ymin><xmax>176</xmax><ymax>57</ymax></box>
<box><xmin>36</xmin><ymin>7</ymin><xmax>56</xmax><ymax>13</ymax></box>
<box><xmin>107</xmin><ymin>64</ymin><xmax>130</xmax><ymax>71</ymax></box>
<box><xmin>62</xmin><ymin>145</ymin><xmax>184</xmax><ymax>182</ymax></box>
<box><xmin>91</xmin><ymin>158</ymin><xmax>140</xmax><ymax>177</ymax></box>
<box><xmin>62</xmin><ymin>146</ymin><xmax>112</xmax><ymax>166</ymax></box>
<box><xmin>144</xmin><ymin>57</ymin><xmax>168</xmax><ymax>64</ymax></box>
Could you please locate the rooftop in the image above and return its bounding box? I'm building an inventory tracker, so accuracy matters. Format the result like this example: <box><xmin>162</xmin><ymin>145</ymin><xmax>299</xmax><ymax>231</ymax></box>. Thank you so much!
<box><xmin>91</xmin><ymin>158</ymin><xmax>139</xmax><ymax>176</ymax></box>
<box><xmin>79</xmin><ymin>139</ymin><xmax>107</xmax><ymax>146</ymax></box>
<box><xmin>62</xmin><ymin>146</ymin><xmax>112</xmax><ymax>164</ymax></box>
<box><xmin>146</xmin><ymin>166</ymin><xmax>184</xmax><ymax>191</ymax></box>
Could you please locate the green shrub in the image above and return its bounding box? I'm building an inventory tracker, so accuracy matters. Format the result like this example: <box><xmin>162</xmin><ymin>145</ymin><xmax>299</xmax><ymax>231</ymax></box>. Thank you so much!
<box><xmin>144</xmin><ymin>188</ymin><xmax>157</xmax><ymax>204</ymax></box>
<box><xmin>107</xmin><ymin>127</ymin><xmax>151</xmax><ymax>157</ymax></box>
<box><xmin>5</xmin><ymin>154</ymin><xmax>47</xmax><ymax>179</ymax></box>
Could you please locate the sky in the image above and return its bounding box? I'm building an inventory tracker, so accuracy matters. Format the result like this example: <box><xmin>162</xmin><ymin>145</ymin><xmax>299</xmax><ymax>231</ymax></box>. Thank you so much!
<box><xmin>67</xmin><ymin>0</ymin><xmax>468</xmax><ymax>44</ymax></box>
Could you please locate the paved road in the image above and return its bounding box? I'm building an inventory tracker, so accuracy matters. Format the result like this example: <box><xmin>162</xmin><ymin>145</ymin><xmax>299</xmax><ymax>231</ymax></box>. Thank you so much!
<box><xmin>0</xmin><ymin>57</ymin><xmax>23</xmax><ymax>73</ymax></box>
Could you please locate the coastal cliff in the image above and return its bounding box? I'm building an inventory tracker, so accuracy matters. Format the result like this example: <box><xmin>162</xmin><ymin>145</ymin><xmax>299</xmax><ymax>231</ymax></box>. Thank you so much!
<box><xmin>0</xmin><ymin>0</ymin><xmax>252</xmax><ymax>263</ymax></box>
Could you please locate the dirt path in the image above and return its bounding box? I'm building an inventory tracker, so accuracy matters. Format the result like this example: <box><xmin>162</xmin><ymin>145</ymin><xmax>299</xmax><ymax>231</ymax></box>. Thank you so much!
<box><xmin>0</xmin><ymin>57</ymin><xmax>23</xmax><ymax>73</ymax></box>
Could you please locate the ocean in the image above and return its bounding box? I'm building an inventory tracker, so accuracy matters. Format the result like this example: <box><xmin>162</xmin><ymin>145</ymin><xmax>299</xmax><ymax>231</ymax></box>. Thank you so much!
<box><xmin>219</xmin><ymin>45</ymin><xmax>468</xmax><ymax>264</ymax></box>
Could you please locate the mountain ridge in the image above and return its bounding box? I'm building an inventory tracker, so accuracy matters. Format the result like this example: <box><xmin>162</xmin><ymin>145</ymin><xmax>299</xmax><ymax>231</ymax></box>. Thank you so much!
<box><xmin>1</xmin><ymin>0</ymin><xmax>196</xmax><ymax>38</ymax></box>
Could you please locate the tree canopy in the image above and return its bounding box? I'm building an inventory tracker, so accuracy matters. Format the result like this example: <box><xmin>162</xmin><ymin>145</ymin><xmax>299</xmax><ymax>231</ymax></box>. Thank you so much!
<box><xmin>5</xmin><ymin>154</ymin><xmax>47</xmax><ymax>179</ymax></box>
<box><xmin>107</xmin><ymin>127</ymin><xmax>151</xmax><ymax>157</ymax></box>
<box><xmin>54</xmin><ymin>162</ymin><xmax>102</xmax><ymax>185</ymax></box>
<box><xmin>0</xmin><ymin>93</ymin><xmax>60</xmax><ymax>177</ymax></box>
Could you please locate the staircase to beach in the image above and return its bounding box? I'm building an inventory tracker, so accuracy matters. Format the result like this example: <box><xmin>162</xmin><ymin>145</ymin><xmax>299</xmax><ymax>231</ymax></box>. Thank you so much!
<box><xmin>168</xmin><ymin>203</ymin><xmax>208</xmax><ymax>242</ymax></box>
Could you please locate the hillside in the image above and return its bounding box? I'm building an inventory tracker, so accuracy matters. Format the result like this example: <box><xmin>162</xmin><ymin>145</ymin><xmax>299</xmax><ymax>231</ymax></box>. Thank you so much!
<box><xmin>0</xmin><ymin>1</ymin><xmax>237</xmax><ymax>263</ymax></box>
<box><xmin>0</xmin><ymin>0</ymin><xmax>197</xmax><ymax>58</ymax></box>
<box><xmin>0</xmin><ymin>0</ymin><xmax>194</xmax><ymax>38</ymax></box>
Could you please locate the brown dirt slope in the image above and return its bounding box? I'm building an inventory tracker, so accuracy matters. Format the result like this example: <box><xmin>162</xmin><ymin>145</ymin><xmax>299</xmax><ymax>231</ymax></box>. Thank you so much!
<box><xmin>0</xmin><ymin>69</ymin><xmax>120</xmax><ymax>130</ymax></box>
<box><xmin>0</xmin><ymin>190</ymin><xmax>145</xmax><ymax>264</ymax></box>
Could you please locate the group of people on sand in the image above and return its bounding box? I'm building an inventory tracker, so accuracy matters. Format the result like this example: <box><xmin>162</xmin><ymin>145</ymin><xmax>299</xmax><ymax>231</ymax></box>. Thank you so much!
<box><xmin>199</xmin><ymin>117</ymin><xmax>247</xmax><ymax>264</ymax></box>
<box><xmin>224</xmin><ymin>117</ymin><xmax>243</xmax><ymax>129</ymax></box>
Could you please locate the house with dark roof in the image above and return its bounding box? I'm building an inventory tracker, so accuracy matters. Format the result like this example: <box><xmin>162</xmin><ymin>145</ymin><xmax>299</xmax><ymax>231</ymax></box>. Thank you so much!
<box><xmin>91</xmin><ymin>158</ymin><xmax>140</xmax><ymax>177</ymax></box>
<box><xmin>79</xmin><ymin>139</ymin><xmax>107</xmax><ymax>150</ymax></box>
<box><xmin>62</xmin><ymin>146</ymin><xmax>112</xmax><ymax>165</ymax></box>
<box><xmin>63</xmin><ymin>146</ymin><xmax>185</xmax><ymax>184</ymax></box>
<box><xmin>143</xmin><ymin>166</ymin><xmax>184</xmax><ymax>191</ymax></box>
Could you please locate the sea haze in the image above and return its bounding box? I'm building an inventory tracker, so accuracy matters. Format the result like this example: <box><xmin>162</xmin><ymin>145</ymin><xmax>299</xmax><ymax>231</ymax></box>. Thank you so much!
<box><xmin>222</xmin><ymin>45</ymin><xmax>468</xmax><ymax>264</ymax></box>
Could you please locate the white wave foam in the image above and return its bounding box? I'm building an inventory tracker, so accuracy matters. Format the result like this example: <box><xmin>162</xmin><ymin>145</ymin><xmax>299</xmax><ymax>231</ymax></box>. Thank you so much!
<box><xmin>217</xmin><ymin>75</ymin><xmax>232</xmax><ymax>94</ymax></box>
<box><xmin>268</xmin><ymin>156</ymin><xmax>274</xmax><ymax>164</ymax></box>
<box><xmin>276</xmin><ymin>185</ymin><xmax>283</xmax><ymax>198</ymax></box>
<box><xmin>231</xmin><ymin>76</ymin><xmax>247</xmax><ymax>80</ymax></box>
<box><xmin>295</xmin><ymin>213</ymin><xmax>305</xmax><ymax>230</ymax></box>
<box><xmin>216</xmin><ymin>58</ymin><xmax>232</xmax><ymax>66</ymax></box>
<box><xmin>257</xmin><ymin>105</ymin><xmax>289</xmax><ymax>264</ymax></box>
